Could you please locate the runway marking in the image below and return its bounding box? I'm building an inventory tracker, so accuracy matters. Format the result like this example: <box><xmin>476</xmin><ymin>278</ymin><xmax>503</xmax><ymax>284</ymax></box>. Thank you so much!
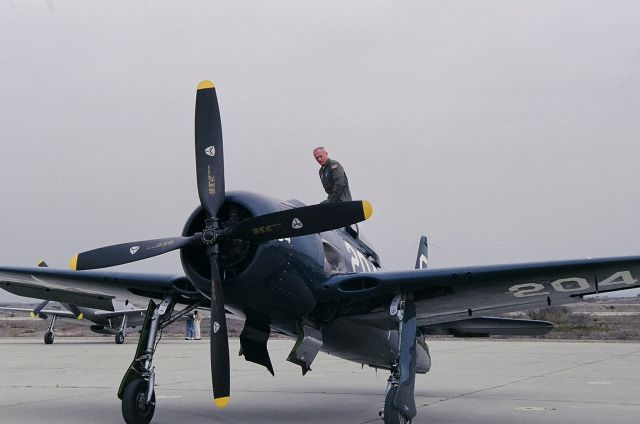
<box><xmin>156</xmin><ymin>395</ymin><xmax>182</xmax><ymax>399</ymax></box>
<box><xmin>515</xmin><ymin>406</ymin><xmax>546</xmax><ymax>411</ymax></box>
<box><xmin>587</xmin><ymin>381</ymin><xmax>612</xmax><ymax>385</ymax></box>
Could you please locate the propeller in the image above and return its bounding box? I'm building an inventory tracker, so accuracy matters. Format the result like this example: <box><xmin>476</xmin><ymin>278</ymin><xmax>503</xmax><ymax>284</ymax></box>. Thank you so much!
<box><xmin>69</xmin><ymin>80</ymin><xmax>374</xmax><ymax>409</ymax></box>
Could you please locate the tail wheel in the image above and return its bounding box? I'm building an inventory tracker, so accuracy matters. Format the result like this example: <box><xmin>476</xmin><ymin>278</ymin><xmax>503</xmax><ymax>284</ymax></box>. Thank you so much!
<box><xmin>44</xmin><ymin>332</ymin><xmax>54</xmax><ymax>345</ymax></box>
<box><xmin>122</xmin><ymin>377</ymin><xmax>155</xmax><ymax>424</ymax></box>
<box><xmin>383</xmin><ymin>386</ymin><xmax>411</xmax><ymax>424</ymax></box>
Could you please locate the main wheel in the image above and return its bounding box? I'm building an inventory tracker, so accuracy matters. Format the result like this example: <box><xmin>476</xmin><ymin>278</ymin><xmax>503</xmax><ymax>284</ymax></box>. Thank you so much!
<box><xmin>122</xmin><ymin>377</ymin><xmax>156</xmax><ymax>424</ymax></box>
<box><xmin>383</xmin><ymin>385</ymin><xmax>411</xmax><ymax>424</ymax></box>
<box><xmin>44</xmin><ymin>331</ymin><xmax>54</xmax><ymax>345</ymax></box>
<box><xmin>115</xmin><ymin>331</ymin><xmax>125</xmax><ymax>344</ymax></box>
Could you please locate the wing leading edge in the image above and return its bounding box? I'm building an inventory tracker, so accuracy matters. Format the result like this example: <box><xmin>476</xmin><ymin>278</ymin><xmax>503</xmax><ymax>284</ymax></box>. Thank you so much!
<box><xmin>0</xmin><ymin>306</ymin><xmax>77</xmax><ymax>319</ymax></box>
<box><xmin>0</xmin><ymin>266</ymin><xmax>199</xmax><ymax>311</ymax></box>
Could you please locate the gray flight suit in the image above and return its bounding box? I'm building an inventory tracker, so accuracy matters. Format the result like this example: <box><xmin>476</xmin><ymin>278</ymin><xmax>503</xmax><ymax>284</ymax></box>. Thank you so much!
<box><xmin>319</xmin><ymin>158</ymin><xmax>352</xmax><ymax>203</ymax></box>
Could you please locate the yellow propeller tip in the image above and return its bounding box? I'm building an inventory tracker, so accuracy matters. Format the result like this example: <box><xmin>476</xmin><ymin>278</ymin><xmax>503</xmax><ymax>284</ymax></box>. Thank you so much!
<box><xmin>69</xmin><ymin>255</ymin><xmax>78</xmax><ymax>271</ymax></box>
<box><xmin>36</xmin><ymin>259</ymin><xmax>45</xmax><ymax>266</ymax></box>
<box><xmin>214</xmin><ymin>396</ymin><xmax>230</xmax><ymax>408</ymax></box>
<box><xmin>198</xmin><ymin>80</ymin><xmax>215</xmax><ymax>90</ymax></box>
<box><xmin>362</xmin><ymin>200</ymin><xmax>373</xmax><ymax>220</ymax></box>
<box><xmin>77</xmin><ymin>313</ymin><xmax>84</xmax><ymax>320</ymax></box>
<box><xmin>30</xmin><ymin>312</ymin><xmax>36</xmax><ymax>318</ymax></box>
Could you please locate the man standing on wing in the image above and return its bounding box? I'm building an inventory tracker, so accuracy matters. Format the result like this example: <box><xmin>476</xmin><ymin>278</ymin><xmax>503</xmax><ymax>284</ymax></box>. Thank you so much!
<box><xmin>313</xmin><ymin>146</ymin><xmax>352</xmax><ymax>203</ymax></box>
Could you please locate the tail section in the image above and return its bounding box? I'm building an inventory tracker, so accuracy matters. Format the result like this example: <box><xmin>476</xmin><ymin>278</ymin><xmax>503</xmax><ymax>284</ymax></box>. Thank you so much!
<box><xmin>415</xmin><ymin>236</ymin><xmax>428</xmax><ymax>270</ymax></box>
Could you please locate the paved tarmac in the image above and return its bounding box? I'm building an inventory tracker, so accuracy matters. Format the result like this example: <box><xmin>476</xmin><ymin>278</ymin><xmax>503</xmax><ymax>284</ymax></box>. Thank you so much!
<box><xmin>1</xmin><ymin>337</ymin><xmax>639</xmax><ymax>424</ymax></box>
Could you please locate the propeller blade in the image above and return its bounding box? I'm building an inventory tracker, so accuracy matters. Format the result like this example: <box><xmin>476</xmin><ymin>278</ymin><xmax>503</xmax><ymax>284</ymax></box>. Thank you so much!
<box><xmin>70</xmin><ymin>236</ymin><xmax>198</xmax><ymax>270</ymax></box>
<box><xmin>228</xmin><ymin>200</ymin><xmax>373</xmax><ymax>242</ymax></box>
<box><xmin>67</xmin><ymin>304</ymin><xmax>85</xmax><ymax>320</ymax></box>
<box><xmin>209</xmin><ymin>256</ymin><xmax>230</xmax><ymax>408</ymax></box>
<box><xmin>195</xmin><ymin>81</ymin><xmax>230</xmax><ymax>406</ymax></box>
<box><xmin>31</xmin><ymin>300</ymin><xmax>49</xmax><ymax>318</ymax></box>
<box><xmin>195</xmin><ymin>80</ymin><xmax>225</xmax><ymax>218</ymax></box>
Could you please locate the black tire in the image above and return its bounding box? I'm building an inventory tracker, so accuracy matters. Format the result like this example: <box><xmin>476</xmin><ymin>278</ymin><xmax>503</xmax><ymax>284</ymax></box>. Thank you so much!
<box><xmin>44</xmin><ymin>332</ymin><xmax>54</xmax><ymax>345</ymax></box>
<box><xmin>115</xmin><ymin>331</ymin><xmax>125</xmax><ymax>344</ymax></box>
<box><xmin>122</xmin><ymin>378</ymin><xmax>156</xmax><ymax>424</ymax></box>
<box><xmin>384</xmin><ymin>386</ymin><xmax>411</xmax><ymax>424</ymax></box>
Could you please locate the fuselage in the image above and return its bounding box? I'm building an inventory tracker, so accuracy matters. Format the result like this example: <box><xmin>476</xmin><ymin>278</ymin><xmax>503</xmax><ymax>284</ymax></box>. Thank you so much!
<box><xmin>59</xmin><ymin>303</ymin><xmax>146</xmax><ymax>335</ymax></box>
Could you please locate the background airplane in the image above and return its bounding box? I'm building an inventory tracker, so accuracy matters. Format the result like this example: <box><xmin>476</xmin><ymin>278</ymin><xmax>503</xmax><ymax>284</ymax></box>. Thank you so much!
<box><xmin>1</xmin><ymin>82</ymin><xmax>639</xmax><ymax>424</ymax></box>
<box><xmin>0</xmin><ymin>301</ymin><xmax>147</xmax><ymax>344</ymax></box>
<box><xmin>0</xmin><ymin>260</ymin><xmax>148</xmax><ymax>344</ymax></box>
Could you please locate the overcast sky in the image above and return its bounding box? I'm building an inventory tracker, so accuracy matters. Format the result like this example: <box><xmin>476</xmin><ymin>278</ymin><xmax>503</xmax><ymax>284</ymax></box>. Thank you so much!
<box><xmin>1</xmin><ymin>1</ymin><xmax>639</xmax><ymax>301</ymax></box>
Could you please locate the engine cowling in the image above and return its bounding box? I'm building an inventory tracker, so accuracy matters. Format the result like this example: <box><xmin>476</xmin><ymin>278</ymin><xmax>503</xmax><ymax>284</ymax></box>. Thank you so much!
<box><xmin>179</xmin><ymin>191</ymin><xmax>324</xmax><ymax>326</ymax></box>
<box><xmin>180</xmin><ymin>205</ymin><xmax>253</xmax><ymax>296</ymax></box>
<box><xmin>179</xmin><ymin>191</ymin><xmax>296</xmax><ymax>297</ymax></box>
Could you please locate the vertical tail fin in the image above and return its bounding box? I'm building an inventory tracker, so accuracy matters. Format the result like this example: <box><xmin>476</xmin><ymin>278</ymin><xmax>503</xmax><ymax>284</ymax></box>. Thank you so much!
<box><xmin>415</xmin><ymin>236</ymin><xmax>428</xmax><ymax>270</ymax></box>
<box><xmin>31</xmin><ymin>260</ymin><xmax>49</xmax><ymax>317</ymax></box>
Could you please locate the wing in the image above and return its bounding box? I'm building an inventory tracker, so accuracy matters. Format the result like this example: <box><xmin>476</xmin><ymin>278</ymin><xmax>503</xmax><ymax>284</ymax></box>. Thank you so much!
<box><xmin>0</xmin><ymin>306</ymin><xmax>77</xmax><ymax>319</ymax></box>
<box><xmin>316</xmin><ymin>255</ymin><xmax>640</xmax><ymax>331</ymax></box>
<box><xmin>0</xmin><ymin>266</ymin><xmax>202</xmax><ymax>311</ymax></box>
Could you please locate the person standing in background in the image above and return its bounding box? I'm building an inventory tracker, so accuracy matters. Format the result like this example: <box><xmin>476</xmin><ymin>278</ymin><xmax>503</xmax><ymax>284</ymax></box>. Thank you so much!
<box><xmin>193</xmin><ymin>310</ymin><xmax>202</xmax><ymax>340</ymax></box>
<box><xmin>185</xmin><ymin>312</ymin><xmax>195</xmax><ymax>340</ymax></box>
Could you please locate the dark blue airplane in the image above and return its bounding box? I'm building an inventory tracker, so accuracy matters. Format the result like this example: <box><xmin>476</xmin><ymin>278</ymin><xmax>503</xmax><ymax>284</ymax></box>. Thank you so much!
<box><xmin>2</xmin><ymin>81</ymin><xmax>640</xmax><ymax>424</ymax></box>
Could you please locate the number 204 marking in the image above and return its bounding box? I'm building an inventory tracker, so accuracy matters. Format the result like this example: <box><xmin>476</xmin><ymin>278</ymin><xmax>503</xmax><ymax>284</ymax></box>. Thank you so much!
<box><xmin>344</xmin><ymin>241</ymin><xmax>378</xmax><ymax>273</ymax></box>
<box><xmin>509</xmin><ymin>271</ymin><xmax>637</xmax><ymax>298</ymax></box>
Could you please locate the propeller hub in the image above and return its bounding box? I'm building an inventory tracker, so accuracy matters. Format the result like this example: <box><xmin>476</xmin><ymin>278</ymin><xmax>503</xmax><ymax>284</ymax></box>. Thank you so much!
<box><xmin>202</xmin><ymin>228</ymin><xmax>218</xmax><ymax>244</ymax></box>
<box><xmin>202</xmin><ymin>217</ymin><xmax>221</xmax><ymax>246</ymax></box>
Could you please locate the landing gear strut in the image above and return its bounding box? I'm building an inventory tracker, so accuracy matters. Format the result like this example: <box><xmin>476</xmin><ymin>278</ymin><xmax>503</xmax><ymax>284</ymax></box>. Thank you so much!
<box><xmin>115</xmin><ymin>314</ymin><xmax>128</xmax><ymax>344</ymax></box>
<box><xmin>118</xmin><ymin>296</ymin><xmax>201</xmax><ymax>424</ymax></box>
<box><xmin>44</xmin><ymin>315</ymin><xmax>57</xmax><ymax>344</ymax></box>
<box><xmin>381</xmin><ymin>293</ymin><xmax>417</xmax><ymax>424</ymax></box>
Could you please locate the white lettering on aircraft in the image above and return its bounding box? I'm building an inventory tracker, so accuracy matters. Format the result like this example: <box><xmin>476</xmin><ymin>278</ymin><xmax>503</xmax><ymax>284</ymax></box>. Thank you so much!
<box><xmin>277</xmin><ymin>238</ymin><xmax>291</xmax><ymax>244</ymax></box>
<box><xmin>344</xmin><ymin>241</ymin><xmax>379</xmax><ymax>273</ymax></box>
<box><xmin>509</xmin><ymin>271</ymin><xmax>637</xmax><ymax>298</ymax></box>
<box><xmin>599</xmin><ymin>270</ymin><xmax>637</xmax><ymax>286</ymax></box>
<box><xmin>418</xmin><ymin>254</ymin><xmax>428</xmax><ymax>269</ymax></box>
<box><xmin>149</xmin><ymin>240</ymin><xmax>174</xmax><ymax>249</ymax></box>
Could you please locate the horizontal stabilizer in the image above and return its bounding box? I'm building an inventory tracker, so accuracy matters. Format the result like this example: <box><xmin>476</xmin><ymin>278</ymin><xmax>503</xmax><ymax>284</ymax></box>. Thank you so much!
<box><xmin>422</xmin><ymin>317</ymin><xmax>553</xmax><ymax>337</ymax></box>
